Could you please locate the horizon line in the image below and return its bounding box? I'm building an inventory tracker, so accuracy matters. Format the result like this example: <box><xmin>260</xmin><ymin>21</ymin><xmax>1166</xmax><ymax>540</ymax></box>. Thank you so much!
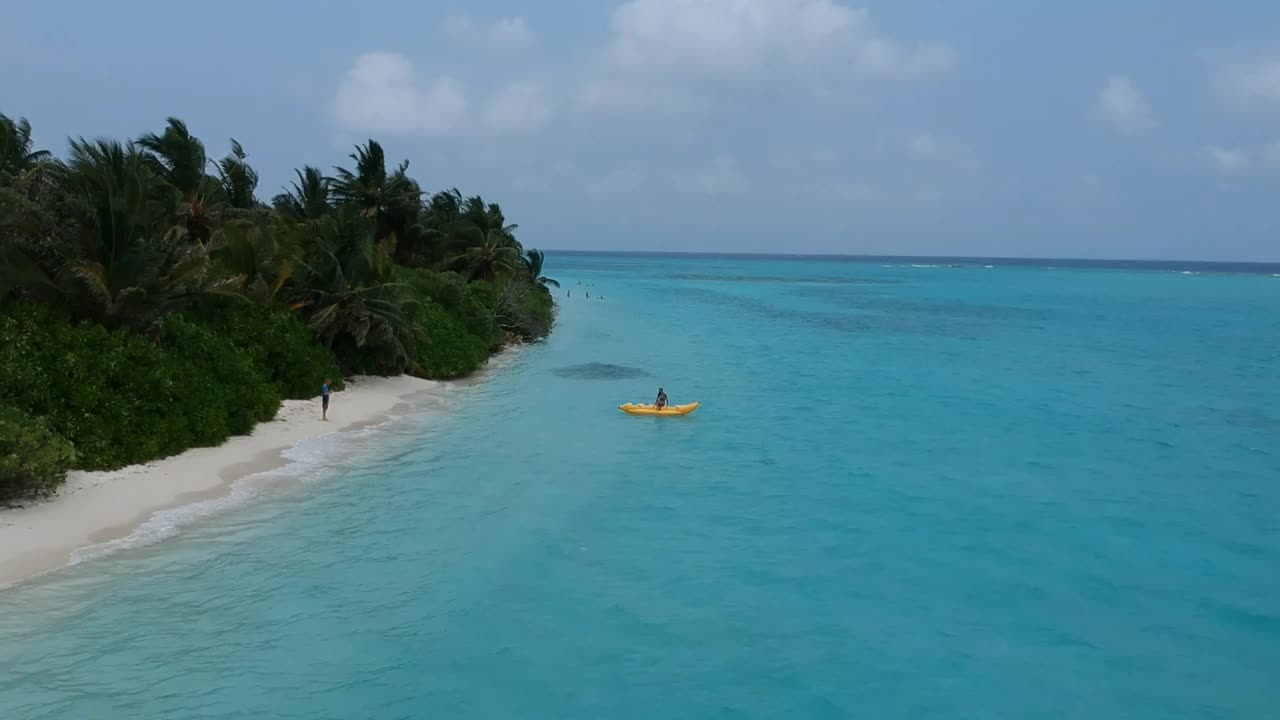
<box><xmin>542</xmin><ymin>249</ymin><xmax>1280</xmax><ymax>266</ymax></box>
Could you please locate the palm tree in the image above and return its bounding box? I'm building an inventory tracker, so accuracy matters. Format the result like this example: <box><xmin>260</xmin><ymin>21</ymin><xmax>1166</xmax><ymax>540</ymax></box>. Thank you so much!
<box><xmin>273</xmin><ymin>166</ymin><xmax>331</xmax><ymax>221</ymax></box>
<box><xmin>136</xmin><ymin>118</ymin><xmax>208</xmax><ymax>195</ymax></box>
<box><xmin>0</xmin><ymin>239</ymin><xmax>62</xmax><ymax>308</ymax></box>
<box><xmin>290</xmin><ymin>208</ymin><xmax>421</xmax><ymax>366</ymax></box>
<box><xmin>427</xmin><ymin>188</ymin><xmax>464</xmax><ymax>224</ymax></box>
<box><xmin>382</xmin><ymin>174</ymin><xmax>433</xmax><ymax>266</ymax></box>
<box><xmin>68</xmin><ymin>225</ymin><xmax>233</xmax><ymax>334</ymax></box>
<box><xmin>521</xmin><ymin>249</ymin><xmax>559</xmax><ymax>288</ymax></box>
<box><xmin>330</xmin><ymin>140</ymin><xmax>418</xmax><ymax>223</ymax></box>
<box><xmin>137</xmin><ymin>117</ymin><xmax>220</xmax><ymax>245</ymax></box>
<box><xmin>416</xmin><ymin>188</ymin><xmax>467</xmax><ymax>265</ymax></box>
<box><xmin>209</xmin><ymin>216</ymin><xmax>295</xmax><ymax>306</ymax></box>
<box><xmin>330</xmin><ymin>140</ymin><xmax>435</xmax><ymax>266</ymax></box>
<box><xmin>457</xmin><ymin>195</ymin><xmax>517</xmax><ymax>241</ymax></box>
<box><xmin>60</xmin><ymin>138</ymin><xmax>235</xmax><ymax>331</ymax></box>
<box><xmin>445</xmin><ymin>225</ymin><xmax>521</xmax><ymax>282</ymax></box>
<box><xmin>66</xmin><ymin>137</ymin><xmax>163</xmax><ymax>241</ymax></box>
<box><xmin>216</xmin><ymin>139</ymin><xmax>259</xmax><ymax>210</ymax></box>
<box><xmin>0</xmin><ymin>115</ymin><xmax>52</xmax><ymax>176</ymax></box>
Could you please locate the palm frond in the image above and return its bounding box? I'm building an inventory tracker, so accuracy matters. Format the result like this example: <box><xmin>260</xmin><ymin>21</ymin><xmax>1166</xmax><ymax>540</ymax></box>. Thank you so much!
<box><xmin>66</xmin><ymin>260</ymin><xmax>115</xmax><ymax>313</ymax></box>
<box><xmin>136</xmin><ymin>117</ymin><xmax>209</xmax><ymax>197</ymax></box>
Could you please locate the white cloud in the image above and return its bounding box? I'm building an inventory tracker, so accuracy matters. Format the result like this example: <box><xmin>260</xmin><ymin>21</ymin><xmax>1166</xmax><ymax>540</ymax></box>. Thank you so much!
<box><xmin>1055</xmin><ymin>171</ymin><xmax>1102</xmax><ymax>209</ymax></box>
<box><xmin>470</xmin><ymin>144</ymin><xmax>538</xmax><ymax>168</ymax></box>
<box><xmin>483</xmin><ymin>82</ymin><xmax>552</xmax><ymax>134</ymax></box>
<box><xmin>576</xmin><ymin>79</ymin><xmax>704</xmax><ymax>115</ymax></box>
<box><xmin>333</xmin><ymin>52</ymin><xmax>467</xmax><ymax>136</ymax></box>
<box><xmin>587</xmin><ymin>169</ymin><xmax>649</xmax><ymax>199</ymax></box>
<box><xmin>444</xmin><ymin>15</ymin><xmax>535</xmax><ymax>52</ymax></box>
<box><xmin>512</xmin><ymin>174</ymin><xmax>551</xmax><ymax>192</ymax></box>
<box><xmin>827</xmin><ymin>179</ymin><xmax>961</xmax><ymax>211</ymax></box>
<box><xmin>1161</xmin><ymin>141</ymin><xmax>1280</xmax><ymax>176</ymax></box>
<box><xmin>1095</xmin><ymin>75</ymin><xmax>1155</xmax><ymax>134</ymax></box>
<box><xmin>0</xmin><ymin>30</ymin><xmax>81</xmax><ymax>69</ymax></box>
<box><xmin>831</xmin><ymin>180</ymin><xmax>878</xmax><ymax>203</ymax></box>
<box><xmin>1203</xmin><ymin>146</ymin><xmax>1250</xmax><ymax>175</ymax></box>
<box><xmin>333</xmin><ymin>53</ymin><xmax>554</xmax><ymax>137</ymax></box>
<box><xmin>580</xmin><ymin>0</ymin><xmax>951</xmax><ymax>113</ymax></box>
<box><xmin>513</xmin><ymin>162</ymin><xmax>574</xmax><ymax>193</ymax></box>
<box><xmin>1212</xmin><ymin>55</ymin><xmax>1280</xmax><ymax>113</ymax></box>
<box><xmin>603</xmin><ymin>0</ymin><xmax>951</xmax><ymax>79</ymax></box>
<box><xmin>904</xmin><ymin>131</ymin><xmax>978</xmax><ymax>168</ymax></box>
<box><xmin>772</xmin><ymin>148</ymin><xmax>843</xmax><ymax>172</ymax></box>
<box><xmin>811</xmin><ymin>148</ymin><xmax>841</xmax><ymax>165</ymax></box>
<box><xmin>669</xmin><ymin>155</ymin><xmax>748</xmax><ymax>195</ymax></box>
<box><xmin>1192</xmin><ymin>141</ymin><xmax>1280</xmax><ymax>175</ymax></box>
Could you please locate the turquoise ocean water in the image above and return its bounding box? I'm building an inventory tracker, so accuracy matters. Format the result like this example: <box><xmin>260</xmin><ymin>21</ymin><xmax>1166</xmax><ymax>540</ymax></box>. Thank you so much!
<box><xmin>2</xmin><ymin>254</ymin><xmax>1279</xmax><ymax>718</ymax></box>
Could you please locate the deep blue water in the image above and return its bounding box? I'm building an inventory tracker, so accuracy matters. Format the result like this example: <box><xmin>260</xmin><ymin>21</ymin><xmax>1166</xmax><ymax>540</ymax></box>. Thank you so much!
<box><xmin>2</xmin><ymin>254</ymin><xmax>1279</xmax><ymax>718</ymax></box>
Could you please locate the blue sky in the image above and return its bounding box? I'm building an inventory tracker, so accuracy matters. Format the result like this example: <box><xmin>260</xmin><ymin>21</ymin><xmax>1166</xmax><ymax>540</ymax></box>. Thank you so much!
<box><xmin>3</xmin><ymin>0</ymin><xmax>1278</xmax><ymax>260</ymax></box>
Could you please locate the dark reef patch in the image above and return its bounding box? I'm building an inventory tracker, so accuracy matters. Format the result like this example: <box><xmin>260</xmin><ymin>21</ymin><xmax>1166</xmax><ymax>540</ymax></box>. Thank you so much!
<box><xmin>553</xmin><ymin>362</ymin><xmax>651</xmax><ymax>380</ymax></box>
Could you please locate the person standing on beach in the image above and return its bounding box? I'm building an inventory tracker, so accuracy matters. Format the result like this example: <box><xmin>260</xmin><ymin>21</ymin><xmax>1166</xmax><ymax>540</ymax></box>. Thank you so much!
<box><xmin>321</xmin><ymin>379</ymin><xmax>331</xmax><ymax>420</ymax></box>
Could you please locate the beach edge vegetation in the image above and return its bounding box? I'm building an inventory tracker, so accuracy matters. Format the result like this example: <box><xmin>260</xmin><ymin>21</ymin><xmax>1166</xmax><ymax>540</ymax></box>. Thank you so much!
<box><xmin>0</xmin><ymin>113</ymin><xmax>556</xmax><ymax>504</ymax></box>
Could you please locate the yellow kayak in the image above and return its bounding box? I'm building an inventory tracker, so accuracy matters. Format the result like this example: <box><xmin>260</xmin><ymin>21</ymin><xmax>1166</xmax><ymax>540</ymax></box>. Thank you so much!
<box><xmin>619</xmin><ymin>402</ymin><xmax>701</xmax><ymax>416</ymax></box>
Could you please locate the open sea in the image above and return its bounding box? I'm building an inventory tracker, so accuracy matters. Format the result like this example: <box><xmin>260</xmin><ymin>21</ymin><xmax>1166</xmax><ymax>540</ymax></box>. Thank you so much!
<box><xmin>2</xmin><ymin>253</ymin><xmax>1279</xmax><ymax>719</ymax></box>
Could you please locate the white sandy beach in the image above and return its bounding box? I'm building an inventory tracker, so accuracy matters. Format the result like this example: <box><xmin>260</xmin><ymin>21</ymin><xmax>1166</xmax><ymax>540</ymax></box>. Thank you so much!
<box><xmin>0</xmin><ymin>375</ymin><xmax>439</xmax><ymax>590</ymax></box>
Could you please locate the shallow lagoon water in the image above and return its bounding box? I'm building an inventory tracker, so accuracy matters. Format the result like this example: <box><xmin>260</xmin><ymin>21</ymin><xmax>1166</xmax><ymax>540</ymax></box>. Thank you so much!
<box><xmin>1</xmin><ymin>254</ymin><xmax>1278</xmax><ymax>718</ymax></box>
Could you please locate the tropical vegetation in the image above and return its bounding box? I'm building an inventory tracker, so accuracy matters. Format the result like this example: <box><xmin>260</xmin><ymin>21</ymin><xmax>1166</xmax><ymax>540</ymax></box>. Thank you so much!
<box><xmin>0</xmin><ymin>112</ymin><xmax>556</xmax><ymax>504</ymax></box>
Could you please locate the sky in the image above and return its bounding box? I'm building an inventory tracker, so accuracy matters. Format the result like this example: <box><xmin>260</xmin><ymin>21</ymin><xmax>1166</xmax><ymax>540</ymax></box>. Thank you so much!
<box><xmin>2</xmin><ymin>0</ymin><xmax>1279</xmax><ymax>261</ymax></box>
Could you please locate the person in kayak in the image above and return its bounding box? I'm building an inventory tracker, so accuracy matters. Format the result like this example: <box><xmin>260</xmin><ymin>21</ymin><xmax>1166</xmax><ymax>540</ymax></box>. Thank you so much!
<box><xmin>654</xmin><ymin>387</ymin><xmax>668</xmax><ymax>410</ymax></box>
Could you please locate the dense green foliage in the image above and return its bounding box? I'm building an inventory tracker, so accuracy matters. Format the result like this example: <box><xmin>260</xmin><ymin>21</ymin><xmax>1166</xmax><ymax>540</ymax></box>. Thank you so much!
<box><xmin>0</xmin><ymin>303</ymin><xmax>278</xmax><ymax>471</ymax></box>
<box><xmin>0</xmin><ymin>111</ymin><xmax>556</xmax><ymax>502</ymax></box>
<box><xmin>0</xmin><ymin>406</ymin><xmax>76</xmax><ymax>506</ymax></box>
<box><xmin>183</xmin><ymin>297</ymin><xmax>343</xmax><ymax>399</ymax></box>
<box><xmin>398</xmin><ymin>269</ymin><xmax>498</xmax><ymax>378</ymax></box>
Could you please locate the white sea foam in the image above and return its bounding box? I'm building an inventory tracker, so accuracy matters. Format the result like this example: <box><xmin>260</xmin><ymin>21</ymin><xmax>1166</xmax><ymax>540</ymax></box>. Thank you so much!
<box><xmin>67</xmin><ymin>426</ymin><xmax>379</xmax><ymax>564</ymax></box>
<box><xmin>68</xmin><ymin>473</ymin><xmax>266</xmax><ymax>565</ymax></box>
<box><xmin>59</xmin><ymin>368</ymin><xmax>491</xmax><ymax>569</ymax></box>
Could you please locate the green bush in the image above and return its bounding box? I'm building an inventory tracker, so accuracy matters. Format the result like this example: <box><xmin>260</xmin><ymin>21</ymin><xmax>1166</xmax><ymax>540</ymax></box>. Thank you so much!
<box><xmin>398</xmin><ymin>267</ymin><xmax>467</xmax><ymax>309</ymax></box>
<box><xmin>330</xmin><ymin>334</ymin><xmax>404</xmax><ymax>377</ymax></box>
<box><xmin>183</xmin><ymin>298</ymin><xmax>342</xmax><ymax>399</ymax></box>
<box><xmin>461</xmin><ymin>282</ymin><xmax>503</xmax><ymax>347</ymax></box>
<box><xmin>0</xmin><ymin>406</ymin><xmax>76</xmax><ymax>505</ymax></box>
<box><xmin>0</xmin><ymin>303</ymin><xmax>280</xmax><ymax>470</ymax></box>
<box><xmin>384</xmin><ymin>268</ymin><xmax>503</xmax><ymax>378</ymax></box>
<box><xmin>159</xmin><ymin>315</ymin><xmax>281</xmax><ymax>438</ymax></box>
<box><xmin>398</xmin><ymin>268</ymin><xmax>501</xmax><ymax>348</ymax></box>
<box><xmin>0</xmin><ymin>303</ymin><xmax>163</xmax><ymax>466</ymax></box>
<box><xmin>495</xmin><ymin>278</ymin><xmax>556</xmax><ymax>342</ymax></box>
<box><xmin>411</xmin><ymin>300</ymin><xmax>492</xmax><ymax>378</ymax></box>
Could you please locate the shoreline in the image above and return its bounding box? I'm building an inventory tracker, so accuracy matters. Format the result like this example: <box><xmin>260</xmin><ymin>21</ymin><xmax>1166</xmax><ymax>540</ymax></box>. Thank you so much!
<box><xmin>0</xmin><ymin>374</ymin><xmax>441</xmax><ymax>591</ymax></box>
